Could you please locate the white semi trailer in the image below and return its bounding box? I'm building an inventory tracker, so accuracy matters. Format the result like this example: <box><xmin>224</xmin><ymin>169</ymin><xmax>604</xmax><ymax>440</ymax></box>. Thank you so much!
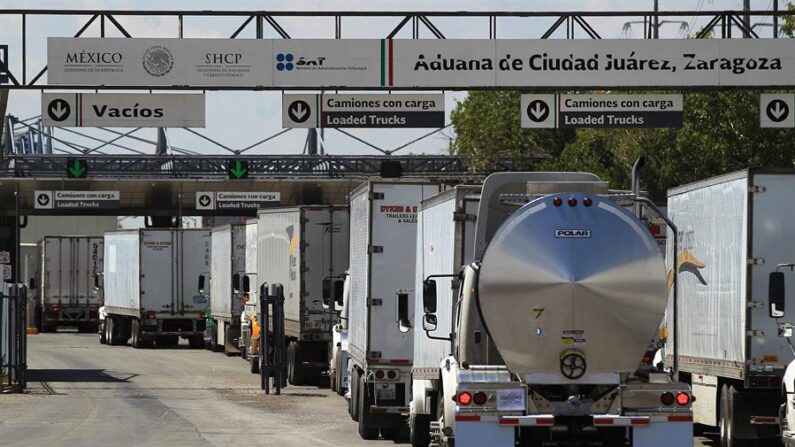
<box><xmin>347</xmin><ymin>181</ymin><xmax>442</xmax><ymax>440</ymax></box>
<box><xmin>102</xmin><ymin>229</ymin><xmax>210</xmax><ymax>348</ymax></box>
<box><xmin>417</xmin><ymin>172</ymin><xmax>692</xmax><ymax>447</ymax></box>
<box><xmin>257</xmin><ymin>206</ymin><xmax>349</xmax><ymax>385</ymax></box>
<box><xmin>666</xmin><ymin>169</ymin><xmax>795</xmax><ymax>447</ymax></box>
<box><xmin>35</xmin><ymin>236</ymin><xmax>104</xmax><ymax>333</ymax></box>
<box><xmin>240</xmin><ymin>219</ymin><xmax>260</xmax><ymax>372</ymax></box>
<box><xmin>409</xmin><ymin>186</ymin><xmax>480</xmax><ymax>446</ymax></box>
<box><xmin>208</xmin><ymin>224</ymin><xmax>247</xmax><ymax>355</ymax></box>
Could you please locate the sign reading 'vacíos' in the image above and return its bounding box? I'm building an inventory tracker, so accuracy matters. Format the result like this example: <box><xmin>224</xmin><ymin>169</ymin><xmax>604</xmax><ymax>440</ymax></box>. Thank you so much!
<box><xmin>48</xmin><ymin>38</ymin><xmax>795</xmax><ymax>89</ymax></box>
<box><xmin>521</xmin><ymin>94</ymin><xmax>683</xmax><ymax>129</ymax></box>
<box><xmin>282</xmin><ymin>94</ymin><xmax>444</xmax><ymax>128</ymax></box>
<box><xmin>41</xmin><ymin>93</ymin><xmax>205</xmax><ymax>127</ymax></box>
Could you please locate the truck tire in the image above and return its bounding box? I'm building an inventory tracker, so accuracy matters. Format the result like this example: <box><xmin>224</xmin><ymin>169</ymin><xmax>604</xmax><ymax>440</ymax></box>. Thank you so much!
<box><xmin>721</xmin><ymin>384</ymin><xmax>750</xmax><ymax>447</ymax></box>
<box><xmin>357</xmin><ymin>374</ymin><xmax>380</xmax><ymax>440</ymax></box>
<box><xmin>107</xmin><ymin>317</ymin><xmax>117</xmax><ymax>346</ymax></box>
<box><xmin>288</xmin><ymin>341</ymin><xmax>304</xmax><ymax>386</ymax></box>
<box><xmin>210</xmin><ymin>322</ymin><xmax>221</xmax><ymax>352</ymax></box>
<box><xmin>330</xmin><ymin>369</ymin><xmax>337</xmax><ymax>393</ymax></box>
<box><xmin>350</xmin><ymin>369</ymin><xmax>360</xmax><ymax>422</ymax></box>
<box><xmin>410</xmin><ymin>413</ymin><xmax>432</xmax><ymax>447</ymax></box>
<box><xmin>130</xmin><ymin>320</ymin><xmax>142</xmax><ymax>348</ymax></box>
<box><xmin>334</xmin><ymin>347</ymin><xmax>346</xmax><ymax>396</ymax></box>
<box><xmin>99</xmin><ymin>323</ymin><xmax>107</xmax><ymax>345</ymax></box>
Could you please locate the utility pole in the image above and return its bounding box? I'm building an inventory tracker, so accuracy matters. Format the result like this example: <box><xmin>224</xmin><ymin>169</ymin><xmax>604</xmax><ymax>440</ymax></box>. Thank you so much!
<box><xmin>774</xmin><ymin>0</ymin><xmax>780</xmax><ymax>38</ymax></box>
<box><xmin>743</xmin><ymin>0</ymin><xmax>751</xmax><ymax>38</ymax></box>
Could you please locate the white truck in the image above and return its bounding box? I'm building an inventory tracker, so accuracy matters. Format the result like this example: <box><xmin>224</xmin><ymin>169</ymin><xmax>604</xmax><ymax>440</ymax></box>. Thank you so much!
<box><xmin>208</xmin><ymin>224</ymin><xmax>247</xmax><ymax>355</ymax></box>
<box><xmin>240</xmin><ymin>219</ymin><xmax>260</xmax><ymax>372</ymax></box>
<box><xmin>35</xmin><ymin>236</ymin><xmax>103</xmax><ymax>333</ymax></box>
<box><xmin>667</xmin><ymin>169</ymin><xmax>795</xmax><ymax>447</ymax></box>
<box><xmin>329</xmin><ymin>270</ymin><xmax>351</xmax><ymax>396</ymax></box>
<box><xmin>409</xmin><ymin>185</ymin><xmax>480</xmax><ymax>446</ymax></box>
<box><xmin>102</xmin><ymin>229</ymin><xmax>210</xmax><ymax>349</ymax></box>
<box><xmin>257</xmin><ymin>206</ymin><xmax>349</xmax><ymax>385</ymax></box>
<box><xmin>418</xmin><ymin>172</ymin><xmax>692</xmax><ymax>447</ymax></box>
<box><xmin>347</xmin><ymin>181</ymin><xmax>443</xmax><ymax>440</ymax></box>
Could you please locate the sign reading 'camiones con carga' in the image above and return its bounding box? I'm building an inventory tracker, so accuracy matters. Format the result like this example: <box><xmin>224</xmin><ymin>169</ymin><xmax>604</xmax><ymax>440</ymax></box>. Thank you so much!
<box><xmin>48</xmin><ymin>38</ymin><xmax>795</xmax><ymax>89</ymax></box>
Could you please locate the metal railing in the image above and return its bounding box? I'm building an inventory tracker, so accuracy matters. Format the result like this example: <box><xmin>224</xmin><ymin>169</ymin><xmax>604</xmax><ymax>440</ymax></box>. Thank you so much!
<box><xmin>0</xmin><ymin>284</ymin><xmax>27</xmax><ymax>393</ymax></box>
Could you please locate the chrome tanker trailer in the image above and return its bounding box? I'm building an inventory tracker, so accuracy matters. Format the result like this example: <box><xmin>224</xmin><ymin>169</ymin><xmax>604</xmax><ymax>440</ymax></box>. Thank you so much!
<box><xmin>418</xmin><ymin>172</ymin><xmax>692</xmax><ymax>447</ymax></box>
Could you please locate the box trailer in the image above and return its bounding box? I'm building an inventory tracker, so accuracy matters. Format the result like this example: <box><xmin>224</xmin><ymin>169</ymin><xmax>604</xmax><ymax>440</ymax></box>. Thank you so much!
<box><xmin>102</xmin><ymin>229</ymin><xmax>210</xmax><ymax>349</ymax></box>
<box><xmin>208</xmin><ymin>224</ymin><xmax>247</xmax><ymax>355</ymax></box>
<box><xmin>666</xmin><ymin>169</ymin><xmax>795</xmax><ymax>445</ymax></box>
<box><xmin>409</xmin><ymin>186</ymin><xmax>480</xmax><ymax>444</ymax></box>
<box><xmin>35</xmin><ymin>236</ymin><xmax>103</xmax><ymax>332</ymax></box>
<box><xmin>240</xmin><ymin>219</ymin><xmax>260</xmax><ymax>372</ymax></box>
<box><xmin>346</xmin><ymin>181</ymin><xmax>443</xmax><ymax>440</ymax></box>
<box><xmin>257</xmin><ymin>206</ymin><xmax>349</xmax><ymax>385</ymax></box>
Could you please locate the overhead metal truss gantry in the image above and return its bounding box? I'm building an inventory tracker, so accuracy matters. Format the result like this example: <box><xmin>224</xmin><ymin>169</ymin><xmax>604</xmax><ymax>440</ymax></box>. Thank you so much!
<box><xmin>0</xmin><ymin>7</ymin><xmax>792</xmax><ymax>91</ymax></box>
<box><xmin>0</xmin><ymin>154</ymin><xmax>540</xmax><ymax>178</ymax></box>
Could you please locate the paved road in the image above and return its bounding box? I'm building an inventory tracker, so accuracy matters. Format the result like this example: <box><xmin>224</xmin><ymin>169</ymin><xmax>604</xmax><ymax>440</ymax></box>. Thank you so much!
<box><xmin>0</xmin><ymin>332</ymin><xmax>378</xmax><ymax>447</ymax></box>
<box><xmin>1</xmin><ymin>332</ymin><xmax>718</xmax><ymax>446</ymax></box>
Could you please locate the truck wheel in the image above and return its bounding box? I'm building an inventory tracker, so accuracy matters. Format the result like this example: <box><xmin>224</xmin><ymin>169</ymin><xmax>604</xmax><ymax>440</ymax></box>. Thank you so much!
<box><xmin>350</xmin><ymin>369</ymin><xmax>360</xmax><ymax>422</ymax></box>
<box><xmin>334</xmin><ymin>347</ymin><xmax>346</xmax><ymax>396</ymax></box>
<box><xmin>99</xmin><ymin>323</ymin><xmax>107</xmax><ymax>345</ymax></box>
<box><xmin>330</xmin><ymin>369</ymin><xmax>337</xmax><ymax>393</ymax></box>
<box><xmin>107</xmin><ymin>317</ymin><xmax>117</xmax><ymax>345</ymax></box>
<box><xmin>410</xmin><ymin>413</ymin><xmax>432</xmax><ymax>447</ymax></box>
<box><xmin>357</xmin><ymin>373</ymin><xmax>380</xmax><ymax>440</ymax></box>
<box><xmin>721</xmin><ymin>384</ymin><xmax>749</xmax><ymax>447</ymax></box>
<box><xmin>288</xmin><ymin>341</ymin><xmax>304</xmax><ymax>385</ymax></box>
<box><xmin>130</xmin><ymin>320</ymin><xmax>141</xmax><ymax>348</ymax></box>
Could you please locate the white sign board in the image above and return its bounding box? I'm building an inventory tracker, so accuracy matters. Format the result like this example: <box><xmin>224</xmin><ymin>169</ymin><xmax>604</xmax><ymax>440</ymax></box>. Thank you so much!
<box><xmin>34</xmin><ymin>190</ymin><xmax>120</xmax><ymax>210</ymax></box>
<box><xmin>0</xmin><ymin>264</ymin><xmax>10</xmax><ymax>281</ymax></box>
<box><xmin>195</xmin><ymin>192</ymin><xmax>280</xmax><ymax>210</ymax></box>
<box><xmin>41</xmin><ymin>93</ymin><xmax>205</xmax><ymax>127</ymax></box>
<box><xmin>48</xmin><ymin>38</ymin><xmax>795</xmax><ymax>89</ymax></box>
<box><xmin>48</xmin><ymin>38</ymin><xmax>272</xmax><ymax>86</ymax></box>
<box><xmin>283</xmin><ymin>93</ymin><xmax>444</xmax><ymax>128</ymax></box>
<box><xmin>760</xmin><ymin>94</ymin><xmax>795</xmax><ymax>128</ymax></box>
<box><xmin>521</xmin><ymin>94</ymin><xmax>683</xmax><ymax>128</ymax></box>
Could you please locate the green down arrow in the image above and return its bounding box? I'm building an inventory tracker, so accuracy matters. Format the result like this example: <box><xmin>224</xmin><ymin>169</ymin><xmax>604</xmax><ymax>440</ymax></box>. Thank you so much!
<box><xmin>68</xmin><ymin>159</ymin><xmax>86</xmax><ymax>178</ymax></box>
<box><xmin>229</xmin><ymin>160</ymin><xmax>248</xmax><ymax>179</ymax></box>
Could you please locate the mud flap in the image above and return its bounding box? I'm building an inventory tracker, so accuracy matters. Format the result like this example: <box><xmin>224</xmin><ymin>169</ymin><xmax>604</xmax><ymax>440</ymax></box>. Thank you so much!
<box><xmin>731</xmin><ymin>389</ymin><xmax>779</xmax><ymax>441</ymax></box>
<box><xmin>455</xmin><ymin>419</ymin><xmax>514</xmax><ymax>447</ymax></box>
<box><xmin>633</xmin><ymin>421</ymin><xmax>692</xmax><ymax>446</ymax></box>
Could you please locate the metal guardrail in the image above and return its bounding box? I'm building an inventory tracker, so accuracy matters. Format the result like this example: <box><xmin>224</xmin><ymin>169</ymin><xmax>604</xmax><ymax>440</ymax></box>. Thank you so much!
<box><xmin>0</xmin><ymin>284</ymin><xmax>27</xmax><ymax>393</ymax></box>
<box><xmin>0</xmin><ymin>154</ymin><xmax>542</xmax><ymax>179</ymax></box>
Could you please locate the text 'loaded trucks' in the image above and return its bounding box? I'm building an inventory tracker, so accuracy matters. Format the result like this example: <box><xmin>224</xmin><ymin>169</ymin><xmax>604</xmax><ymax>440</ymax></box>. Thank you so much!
<box><xmin>418</xmin><ymin>173</ymin><xmax>692</xmax><ymax>447</ymax></box>
<box><xmin>35</xmin><ymin>236</ymin><xmax>103</xmax><ymax>333</ymax></box>
<box><xmin>101</xmin><ymin>229</ymin><xmax>210</xmax><ymax>348</ymax></box>
<box><xmin>347</xmin><ymin>181</ymin><xmax>442</xmax><ymax>440</ymax></box>
<box><xmin>257</xmin><ymin>206</ymin><xmax>349</xmax><ymax>385</ymax></box>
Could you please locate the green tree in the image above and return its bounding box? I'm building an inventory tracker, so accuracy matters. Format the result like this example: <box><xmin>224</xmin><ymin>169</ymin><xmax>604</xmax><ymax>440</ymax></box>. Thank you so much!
<box><xmin>449</xmin><ymin>91</ymin><xmax>574</xmax><ymax>172</ymax></box>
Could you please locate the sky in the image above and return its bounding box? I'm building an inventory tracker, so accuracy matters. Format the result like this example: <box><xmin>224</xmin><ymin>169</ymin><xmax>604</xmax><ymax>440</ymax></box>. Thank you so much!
<box><xmin>0</xmin><ymin>0</ymin><xmax>782</xmax><ymax>156</ymax></box>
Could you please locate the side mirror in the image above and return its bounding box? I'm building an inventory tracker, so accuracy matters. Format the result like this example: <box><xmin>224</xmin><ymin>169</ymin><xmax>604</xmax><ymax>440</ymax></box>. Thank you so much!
<box><xmin>29</xmin><ymin>277</ymin><xmax>35</xmax><ymax>290</ymax></box>
<box><xmin>322</xmin><ymin>278</ymin><xmax>331</xmax><ymax>307</ymax></box>
<box><xmin>423</xmin><ymin>314</ymin><xmax>438</xmax><ymax>332</ymax></box>
<box><xmin>242</xmin><ymin>275</ymin><xmax>250</xmax><ymax>293</ymax></box>
<box><xmin>198</xmin><ymin>274</ymin><xmax>206</xmax><ymax>293</ymax></box>
<box><xmin>423</xmin><ymin>279</ymin><xmax>437</xmax><ymax>314</ymax></box>
<box><xmin>232</xmin><ymin>273</ymin><xmax>241</xmax><ymax>294</ymax></box>
<box><xmin>334</xmin><ymin>280</ymin><xmax>345</xmax><ymax>307</ymax></box>
<box><xmin>396</xmin><ymin>291</ymin><xmax>411</xmax><ymax>333</ymax></box>
<box><xmin>770</xmin><ymin>271</ymin><xmax>786</xmax><ymax>318</ymax></box>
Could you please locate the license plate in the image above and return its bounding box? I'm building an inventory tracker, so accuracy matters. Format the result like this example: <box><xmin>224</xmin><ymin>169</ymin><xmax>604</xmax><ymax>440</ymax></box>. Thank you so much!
<box><xmin>375</xmin><ymin>383</ymin><xmax>396</xmax><ymax>400</ymax></box>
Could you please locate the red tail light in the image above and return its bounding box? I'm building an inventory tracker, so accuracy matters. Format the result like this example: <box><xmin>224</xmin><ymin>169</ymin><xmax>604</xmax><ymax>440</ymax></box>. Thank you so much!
<box><xmin>583</xmin><ymin>197</ymin><xmax>593</xmax><ymax>207</ymax></box>
<box><xmin>660</xmin><ymin>392</ymin><xmax>674</xmax><ymax>406</ymax></box>
<box><xmin>568</xmin><ymin>197</ymin><xmax>578</xmax><ymax>207</ymax></box>
<box><xmin>458</xmin><ymin>391</ymin><xmax>472</xmax><ymax>406</ymax></box>
<box><xmin>675</xmin><ymin>392</ymin><xmax>691</xmax><ymax>406</ymax></box>
<box><xmin>51</xmin><ymin>306</ymin><xmax>60</xmax><ymax>312</ymax></box>
<box><xmin>386</xmin><ymin>370</ymin><xmax>397</xmax><ymax>380</ymax></box>
<box><xmin>375</xmin><ymin>370</ymin><xmax>385</xmax><ymax>380</ymax></box>
<box><xmin>146</xmin><ymin>311</ymin><xmax>157</xmax><ymax>320</ymax></box>
<box><xmin>553</xmin><ymin>197</ymin><xmax>563</xmax><ymax>207</ymax></box>
<box><xmin>473</xmin><ymin>392</ymin><xmax>488</xmax><ymax>405</ymax></box>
